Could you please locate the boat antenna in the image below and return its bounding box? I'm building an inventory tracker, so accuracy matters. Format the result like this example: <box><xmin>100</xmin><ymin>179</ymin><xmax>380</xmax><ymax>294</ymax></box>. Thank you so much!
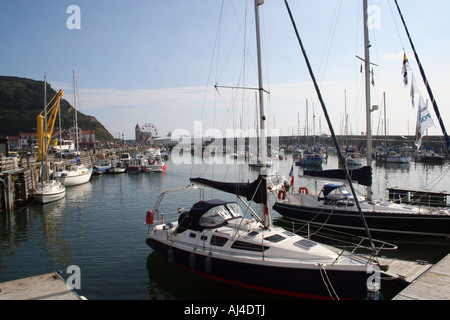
<box><xmin>283</xmin><ymin>0</ymin><xmax>375</xmax><ymax>248</ymax></box>
<box><xmin>394</xmin><ymin>0</ymin><xmax>450</xmax><ymax>152</ymax></box>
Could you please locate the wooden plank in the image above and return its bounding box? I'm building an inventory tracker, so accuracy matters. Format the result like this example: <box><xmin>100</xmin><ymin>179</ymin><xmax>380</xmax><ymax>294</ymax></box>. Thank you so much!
<box><xmin>0</xmin><ymin>273</ymin><xmax>84</xmax><ymax>300</ymax></box>
<box><xmin>394</xmin><ymin>254</ymin><xmax>450</xmax><ymax>300</ymax></box>
<box><xmin>377</xmin><ymin>257</ymin><xmax>432</xmax><ymax>283</ymax></box>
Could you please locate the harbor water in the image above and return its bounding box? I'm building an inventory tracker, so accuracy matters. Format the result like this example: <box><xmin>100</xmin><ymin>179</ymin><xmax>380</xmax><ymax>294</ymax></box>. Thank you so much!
<box><xmin>1</xmin><ymin>154</ymin><xmax>449</xmax><ymax>300</ymax></box>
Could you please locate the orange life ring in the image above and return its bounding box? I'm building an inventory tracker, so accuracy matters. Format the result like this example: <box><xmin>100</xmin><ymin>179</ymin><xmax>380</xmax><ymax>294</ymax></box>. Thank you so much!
<box><xmin>146</xmin><ymin>210</ymin><xmax>154</xmax><ymax>224</ymax></box>
<box><xmin>278</xmin><ymin>185</ymin><xmax>287</xmax><ymax>200</ymax></box>
<box><xmin>298</xmin><ymin>187</ymin><xmax>309</xmax><ymax>195</ymax></box>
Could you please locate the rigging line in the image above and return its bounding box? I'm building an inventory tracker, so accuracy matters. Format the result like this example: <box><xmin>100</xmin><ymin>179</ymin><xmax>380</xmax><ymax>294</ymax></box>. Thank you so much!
<box><xmin>318</xmin><ymin>0</ymin><xmax>343</xmax><ymax>87</ymax></box>
<box><xmin>386</xmin><ymin>0</ymin><xmax>406</xmax><ymax>51</ymax></box>
<box><xmin>283</xmin><ymin>0</ymin><xmax>375</xmax><ymax>249</ymax></box>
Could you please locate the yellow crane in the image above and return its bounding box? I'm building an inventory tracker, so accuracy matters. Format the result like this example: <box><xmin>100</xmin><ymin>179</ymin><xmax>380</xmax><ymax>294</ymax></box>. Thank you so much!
<box><xmin>37</xmin><ymin>89</ymin><xmax>64</xmax><ymax>162</ymax></box>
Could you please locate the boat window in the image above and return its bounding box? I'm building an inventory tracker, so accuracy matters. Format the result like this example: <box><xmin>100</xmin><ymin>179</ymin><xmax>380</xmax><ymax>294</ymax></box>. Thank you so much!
<box><xmin>294</xmin><ymin>239</ymin><xmax>318</xmax><ymax>250</ymax></box>
<box><xmin>247</xmin><ymin>231</ymin><xmax>260</xmax><ymax>238</ymax></box>
<box><xmin>264</xmin><ymin>234</ymin><xmax>285</xmax><ymax>243</ymax></box>
<box><xmin>281</xmin><ymin>231</ymin><xmax>295</xmax><ymax>238</ymax></box>
<box><xmin>210</xmin><ymin>235</ymin><xmax>228</xmax><ymax>247</ymax></box>
<box><xmin>198</xmin><ymin>205</ymin><xmax>233</xmax><ymax>227</ymax></box>
<box><xmin>231</xmin><ymin>241</ymin><xmax>269</xmax><ymax>252</ymax></box>
<box><xmin>225</xmin><ymin>203</ymin><xmax>243</xmax><ymax>218</ymax></box>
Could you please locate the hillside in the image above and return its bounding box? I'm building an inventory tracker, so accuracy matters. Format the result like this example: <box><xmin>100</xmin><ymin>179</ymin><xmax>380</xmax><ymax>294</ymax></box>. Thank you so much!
<box><xmin>0</xmin><ymin>76</ymin><xmax>114</xmax><ymax>142</ymax></box>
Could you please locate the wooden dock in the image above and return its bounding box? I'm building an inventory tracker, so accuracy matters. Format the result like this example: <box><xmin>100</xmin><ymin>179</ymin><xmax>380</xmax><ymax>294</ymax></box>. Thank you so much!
<box><xmin>0</xmin><ymin>272</ymin><xmax>85</xmax><ymax>300</ymax></box>
<box><xmin>376</xmin><ymin>257</ymin><xmax>433</xmax><ymax>284</ymax></box>
<box><xmin>393</xmin><ymin>253</ymin><xmax>450</xmax><ymax>300</ymax></box>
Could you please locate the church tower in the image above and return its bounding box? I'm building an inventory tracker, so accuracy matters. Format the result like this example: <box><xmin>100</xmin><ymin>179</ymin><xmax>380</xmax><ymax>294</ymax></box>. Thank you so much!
<box><xmin>135</xmin><ymin>123</ymin><xmax>141</xmax><ymax>143</ymax></box>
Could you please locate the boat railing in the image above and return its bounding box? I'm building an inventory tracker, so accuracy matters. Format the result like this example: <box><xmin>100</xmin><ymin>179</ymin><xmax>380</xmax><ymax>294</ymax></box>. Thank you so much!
<box><xmin>149</xmin><ymin>184</ymin><xmax>205</xmax><ymax>227</ymax></box>
<box><xmin>277</xmin><ymin>218</ymin><xmax>398</xmax><ymax>263</ymax></box>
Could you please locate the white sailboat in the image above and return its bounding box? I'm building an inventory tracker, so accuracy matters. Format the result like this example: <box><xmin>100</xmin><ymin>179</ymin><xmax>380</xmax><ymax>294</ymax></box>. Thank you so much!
<box><xmin>145</xmin><ymin>0</ymin><xmax>403</xmax><ymax>300</ymax></box>
<box><xmin>54</xmin><ymin>71</ymin><xmax>92</xmax><ymax>187</ymax></box>
<box><xmin>33</xmin><ymin>75</ymin><xmax>66</xmax><ymax>203</ymax></box>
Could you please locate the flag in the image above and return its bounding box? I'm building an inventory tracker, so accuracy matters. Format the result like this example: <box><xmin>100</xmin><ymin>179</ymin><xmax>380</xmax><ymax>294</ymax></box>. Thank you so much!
<box><xmin>289</xmin><ymin>163</ymin><xmax>294</xmax><ymax>187</ymax></box>
<box><xmin>415</xmin><ymin>96</ymin><xmax>435</xmax><ymax>149</ymax></box>
<box><xmin>410</xmin><ymin>75</ymin><xmax>418</xmax><ymax>108</ymax></box>
<box><xmin>402</xmin><ymin>53</ymin><xmax>410</xmax><ymax>86</ymax></box>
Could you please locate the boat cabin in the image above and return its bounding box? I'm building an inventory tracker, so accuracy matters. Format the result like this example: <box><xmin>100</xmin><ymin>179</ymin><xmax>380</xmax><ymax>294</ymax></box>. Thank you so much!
<box><xmin>318</xmin><ymin>184</ymin><xmax>355</xmax><ymax>205</ymax></box>
<box><xmin>177</xmin><ymin>200</ymin><xmax>243</xmax><ymax>233</ymax></box>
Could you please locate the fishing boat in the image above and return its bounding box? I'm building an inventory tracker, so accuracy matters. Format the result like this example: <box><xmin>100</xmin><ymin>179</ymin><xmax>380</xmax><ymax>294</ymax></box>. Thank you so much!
<box><xmin>33</xmin><ymin>75</ymin><xmax>66</xmax><ymax>203</ymax></box>
<box><xmin>127</xmin><ymin>155</ymin><xmax>145</xmax><ymax>173</ymax></box>
<box><xmin>143</xmin><ymin>148</ymin><xmax>167</xmax><ymax>172</ymax></box>
<box><xmin>145</xmin><ymin>0</ymin><xmax>405</xmax><ymax>300</ymax></box>
<box><xmin>92</xmin><ymin>154</ymin><xmax>112</xmax><ymax>175</ymax></box>
<box><xmin>107</xmin><ymin>155</ymin><xmax>126</xmax><ymax>173</ymax></box>
<box><xmin>273</xmin><ymin>0</ymin><xmax>450</xmax><ymax>238</ymax></box>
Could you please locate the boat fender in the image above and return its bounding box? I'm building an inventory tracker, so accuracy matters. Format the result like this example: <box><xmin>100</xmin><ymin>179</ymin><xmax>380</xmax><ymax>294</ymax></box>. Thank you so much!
<box><xmin>189</xmin><ymin>252</ymin><xmax>196</xmax><ymax>269</ymax></box>
<box><xmin>205</xmin><ymin>255</ymin><xmax>212</xmax><ymax>274</ymax></box>
<box><xmin>168</xmin><ymin>247</ymin><xmax>174</xmax><ymax>264</ymax></box>
<box><xmin>298</xmin><ymin>187</ymin><xmax>309</xmax><ymax>195</ymax></box>
<box><xmin>146</xmin><ymin>210</ymin><xmax>154</xmax><ymax>224</ymax></box>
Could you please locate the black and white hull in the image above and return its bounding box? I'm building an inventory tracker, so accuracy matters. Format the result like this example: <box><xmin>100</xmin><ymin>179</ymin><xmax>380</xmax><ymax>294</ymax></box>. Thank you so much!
<box><xmin>273</xmin><ymin>186</ymin><xmax>450</xmax><ymax>238</ymax></box>
<box><xmin>146</xmin><ymin>199</ymin><xmax>405</xmax><ymax>300</ymax></box>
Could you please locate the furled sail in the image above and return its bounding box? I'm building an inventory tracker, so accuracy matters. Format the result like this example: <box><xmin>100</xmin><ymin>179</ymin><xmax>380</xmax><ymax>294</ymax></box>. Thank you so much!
<box><xmin>190</xmin><ymin>175</ymin><xmax>268</xmax><ymax>204</ymax></box>
<box><xmin>303</xmin><ymin>166</ymin><xmax>372</xmax><ymax>186</ymax></box>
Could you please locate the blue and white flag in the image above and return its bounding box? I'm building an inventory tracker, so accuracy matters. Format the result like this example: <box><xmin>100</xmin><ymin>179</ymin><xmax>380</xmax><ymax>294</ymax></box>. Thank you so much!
<box><xmin>415</xmin><ymin>96</ymin><xmax>435</xmax><ymax>149</ymax></box>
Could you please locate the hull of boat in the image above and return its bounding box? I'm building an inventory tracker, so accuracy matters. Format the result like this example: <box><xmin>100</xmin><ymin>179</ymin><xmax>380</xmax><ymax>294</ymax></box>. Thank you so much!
<box><xmin>55</xmin><ymin>170</ymin><xmax>92</xmax><ymax>187</ymax></box>
<box><xmin>143</xmin><ymin>165</ymin><xmax>164</xmax><ymax>172</ymax></box>
<box><xmin>145</xmin><ymin>237</ymin><xmax>374</xmax><ymax>300</ymax></box>
<box><xmin>93</xmin><ymin>165</ymin><xmax>111</xmax><ymax>174</ymax></box>
<box><xmin>107</xmin><ymin>167</ymin><xmax>126</xmax><ymax>174</ymax></box>
<box><xmin>386</xmin><ymin>156</ymin><xmax>411</xmax><ymax>163</ymax></box>
<box><xmin>34</xmin><ymin>183</ymin><xmax>66</xmax><ymax>204</ymax></box>
<box><xmin>273</xmin><ymin>201</ymin><xmax>450</xmax><ymax>238</ymax></box>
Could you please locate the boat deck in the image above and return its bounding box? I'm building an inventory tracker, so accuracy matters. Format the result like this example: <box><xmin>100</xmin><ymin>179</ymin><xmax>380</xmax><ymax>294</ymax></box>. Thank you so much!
<box><xmin>0</xmin><ymin>272</ymin><xmax>85</xmax><ymax>300</ymax></box>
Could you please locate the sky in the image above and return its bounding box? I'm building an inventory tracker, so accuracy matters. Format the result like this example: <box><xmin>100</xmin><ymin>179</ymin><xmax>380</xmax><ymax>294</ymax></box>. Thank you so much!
<box><xmin>1</xmin><ymin>0</ymin><xmax>449</xmax><ymax>140</ymax></box>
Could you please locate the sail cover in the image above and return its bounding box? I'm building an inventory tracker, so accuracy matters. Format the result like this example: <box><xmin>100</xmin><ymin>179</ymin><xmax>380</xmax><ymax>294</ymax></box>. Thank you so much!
<box><xmin>190</xmin><ymin>175</ymin><xmax>268</xmax><ymax>204</ymax></box>
<box><xmin>303</xmin><ymin>166</ymin><xmax>372</xmax><ymax>186</ymax></box>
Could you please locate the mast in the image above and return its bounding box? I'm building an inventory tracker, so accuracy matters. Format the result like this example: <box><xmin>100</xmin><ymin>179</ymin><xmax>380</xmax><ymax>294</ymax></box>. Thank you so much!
<box><xmin>41</xmin><ymin>75</ymin><xmax>48</xmax><ymax>187</ymax></box>
<box><xmin>254</xmin><ymin>0</ymin><xmax>270</xmax><ymax>228</ymax></box>
<box><xmin>363</xmin><ymin>0</ymin><xmax>373</xmax><ymax>201</ymax></box>
<box><xmin>283</xmin><ymin>0</ymin><xmax>375</xmax><ymax>248</ymax></box>
<box><xmin>73</xmin><ymin>71</ymin><xmax>79</xmax><ymax>153</ymax></box>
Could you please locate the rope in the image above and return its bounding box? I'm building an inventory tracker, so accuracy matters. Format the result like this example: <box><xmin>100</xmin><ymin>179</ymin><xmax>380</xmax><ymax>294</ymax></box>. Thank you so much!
<box><xmin>318</xmin><ymin>264</ymin><xmax>339</xmax><ymax>300</ymax></box>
